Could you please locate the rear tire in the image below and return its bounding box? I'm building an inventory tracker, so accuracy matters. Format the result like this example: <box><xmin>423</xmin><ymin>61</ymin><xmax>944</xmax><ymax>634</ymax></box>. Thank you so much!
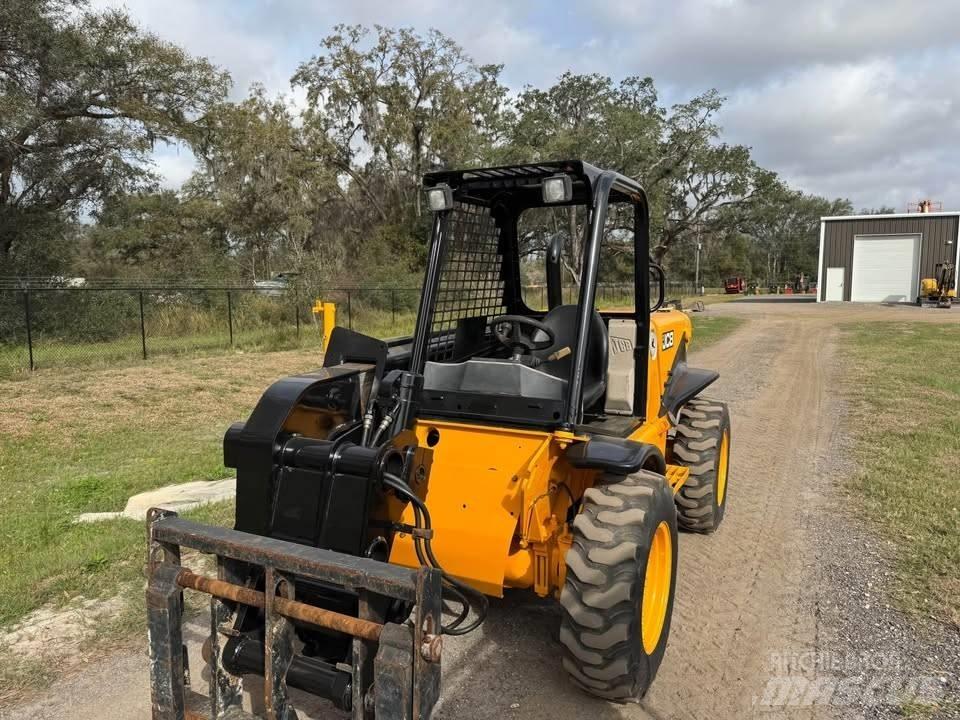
<box><xmin>558</xmin><ymin>470</ymin><xmax>678</xmax><ymax>701</ymax></box>
<box><xmin>671</xmin><ymin>397</ymin><xmax>731</xmax><ymax>533</ymax></box>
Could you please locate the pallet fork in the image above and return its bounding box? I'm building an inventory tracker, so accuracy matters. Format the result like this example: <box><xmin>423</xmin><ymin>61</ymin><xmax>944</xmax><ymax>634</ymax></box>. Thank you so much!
<box><xmin>146</xmin><ymin>508</ymin><xmax>443</xmax><ymax>720</ymax></box>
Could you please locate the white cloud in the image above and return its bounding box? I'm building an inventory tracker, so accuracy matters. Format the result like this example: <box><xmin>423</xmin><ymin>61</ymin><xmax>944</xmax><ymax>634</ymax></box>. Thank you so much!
<box><xmin>88</xmin><ymin>0</ymin><xmax>960</xmax><ymax>210</ymax></box>
<box><xmin>587</xmin><ymin>0</ymin><xmax>960</xmax><ymax>88</ymax></box>
<box><xmin>151</xmin><ymin>144</ymin><xmax>198</xmax><ymax>189</ymax></box>
<box><xmin>722</xmin><ymin>52</ymin><xmax>960</xmax><ymax>207</ymax></box>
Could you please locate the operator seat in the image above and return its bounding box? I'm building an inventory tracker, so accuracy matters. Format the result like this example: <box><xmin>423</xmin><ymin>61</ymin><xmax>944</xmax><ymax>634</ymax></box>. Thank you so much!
<box><xmin>534</xmin><ymin>305</ymin><xmax>609</xmax><ymax>410</ymax></box>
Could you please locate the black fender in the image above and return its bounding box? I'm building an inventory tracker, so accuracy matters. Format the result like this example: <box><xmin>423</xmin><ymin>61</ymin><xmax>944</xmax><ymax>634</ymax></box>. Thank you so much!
<box><xmin>660</xmin><ymin>336</ymin><xmax>719</xmax><ymax>421</ymax></box>
<box><xmin>565</xmin><ymin>436</ymin><xmax>666</xmax><ymax>476</ymax></box>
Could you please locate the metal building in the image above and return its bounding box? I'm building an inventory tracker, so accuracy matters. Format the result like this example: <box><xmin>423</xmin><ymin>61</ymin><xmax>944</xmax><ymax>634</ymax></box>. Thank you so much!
<box><xmin>817</xmin><ymin>211</ymin><xmax>960</xmax><ymax>302</ymax></box>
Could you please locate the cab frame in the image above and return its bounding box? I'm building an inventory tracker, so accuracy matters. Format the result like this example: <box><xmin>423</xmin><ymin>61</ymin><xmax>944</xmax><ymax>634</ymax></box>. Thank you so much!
<box><xmin>414</xmin><ymin>160</ymin><xmax>661</xmax><ymax>432</ymax></box>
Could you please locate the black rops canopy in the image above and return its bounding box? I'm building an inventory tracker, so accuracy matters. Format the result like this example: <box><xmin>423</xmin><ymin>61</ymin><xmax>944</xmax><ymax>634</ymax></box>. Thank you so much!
<box><xmin>422</xmin><ymin>160</ymin><xmax>644</xmax><ymax>211</ymax></box>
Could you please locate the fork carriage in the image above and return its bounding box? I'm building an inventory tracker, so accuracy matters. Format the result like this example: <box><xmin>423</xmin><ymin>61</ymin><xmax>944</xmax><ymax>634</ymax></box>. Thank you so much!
<box><xmin>146</xmin><ymin>508</ymin><xmax>442</xmax><ymax>720</ymax></box>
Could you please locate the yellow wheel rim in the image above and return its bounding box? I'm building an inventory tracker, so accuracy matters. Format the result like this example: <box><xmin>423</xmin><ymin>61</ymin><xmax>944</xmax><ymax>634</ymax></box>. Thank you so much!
<box><xmin>717</xmin><ymin>430</ymin><xmax>730</xmax><ymax>506</ymax></box>
<box><xmin>641</xmin><ymin>521</ymin><xmax>672</xmax><ymax>655</ymax></box>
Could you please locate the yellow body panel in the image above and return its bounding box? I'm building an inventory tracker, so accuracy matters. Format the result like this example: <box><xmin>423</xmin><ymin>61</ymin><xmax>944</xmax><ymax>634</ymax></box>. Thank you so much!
<box><xmin>645</xmin><ymin>308</ymin><xmax>693</xmax><ymax>418</ymax></box>
<box><xmin>388</xmin><ymin>421</ymin><xmax>592</xmax><ymax>597</ymax></box>
<box><xmin>388</xmin><ymin>309</ymin><xmax>697</xmax><ymax>598</ymax></box>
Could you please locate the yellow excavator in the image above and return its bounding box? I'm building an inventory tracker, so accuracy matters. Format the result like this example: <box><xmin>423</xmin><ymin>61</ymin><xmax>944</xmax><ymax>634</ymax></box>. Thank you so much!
<box><xmin>919</xmin><ymin>262</ymin><xmax>956</xmax><ymax>308</ymax></box>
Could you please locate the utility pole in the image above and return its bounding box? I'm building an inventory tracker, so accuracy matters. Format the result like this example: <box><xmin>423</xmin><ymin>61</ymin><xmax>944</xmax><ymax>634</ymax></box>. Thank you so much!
<box><xmin>694</xmin><ymin>224</ymin><xmax>703</xmax><ymax>295</ymax></box>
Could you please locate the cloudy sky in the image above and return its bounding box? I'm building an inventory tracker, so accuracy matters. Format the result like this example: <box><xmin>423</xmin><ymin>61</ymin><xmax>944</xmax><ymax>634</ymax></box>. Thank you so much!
<box><xmin>92</xmin><ymin>0</ymin><xmax>960</xmax><ymax>212</ymax></box>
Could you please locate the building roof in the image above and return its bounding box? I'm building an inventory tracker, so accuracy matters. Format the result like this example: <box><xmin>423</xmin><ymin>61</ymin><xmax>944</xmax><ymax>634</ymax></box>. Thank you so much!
<box><xmin>821</xmin><ymin>211</ymin><xmax>960</xmax><ymax>222</ymax></box>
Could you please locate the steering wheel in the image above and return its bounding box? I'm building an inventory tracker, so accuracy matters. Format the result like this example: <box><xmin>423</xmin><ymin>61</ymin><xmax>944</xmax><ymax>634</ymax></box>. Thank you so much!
<box><xmin>489</xmin><ymin>315</ymin><xmax>556</xmax><ymax>359</ymax></box>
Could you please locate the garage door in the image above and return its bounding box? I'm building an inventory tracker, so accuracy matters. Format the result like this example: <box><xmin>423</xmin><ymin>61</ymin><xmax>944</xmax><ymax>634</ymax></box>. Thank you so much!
<box><xmin>851</xmin><ymin>235</ymin><xmax>920</xmax><ymax>302</ymax></box>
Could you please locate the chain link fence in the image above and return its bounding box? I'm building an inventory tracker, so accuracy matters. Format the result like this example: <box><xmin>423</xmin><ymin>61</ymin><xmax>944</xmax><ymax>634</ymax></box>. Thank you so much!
<box><xmin>0</xmin><ymin>287</ymin><xmax>314</xmax><ymax>378</ymax></box>
<box><xmin>0</xmin><ymin>281</ymin><xmax>708</xmax><ymax>378</ymax></box>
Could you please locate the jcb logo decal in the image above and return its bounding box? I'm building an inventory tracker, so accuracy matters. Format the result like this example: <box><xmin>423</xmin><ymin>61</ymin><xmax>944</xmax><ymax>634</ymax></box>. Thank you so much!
<box><xmin>661</xmin><ymin>331</ymin><xmax>675</xmax><ymax>351</ymax></box>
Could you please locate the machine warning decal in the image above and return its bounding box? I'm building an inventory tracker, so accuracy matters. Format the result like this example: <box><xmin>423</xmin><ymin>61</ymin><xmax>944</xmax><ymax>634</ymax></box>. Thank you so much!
<box><xmin>661</xmin><ymin>330</ymin><xmax>675</xmax><ymax>351</ymax></box>
<box><xmin>649</xmin><ymin>329</ymin><xmax>657</xmax><ymax>359</ymax></box>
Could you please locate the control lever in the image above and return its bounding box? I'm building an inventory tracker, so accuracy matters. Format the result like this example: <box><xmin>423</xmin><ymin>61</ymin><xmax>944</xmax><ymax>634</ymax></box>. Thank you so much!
<box><xmin>529</xmin><ymin>346</ymin><xmax>571</xmax><ymax>368</ymax></box>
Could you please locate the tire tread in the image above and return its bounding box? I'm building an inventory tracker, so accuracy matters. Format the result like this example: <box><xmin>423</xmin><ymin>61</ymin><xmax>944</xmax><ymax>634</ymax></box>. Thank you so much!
<box><xmin>559</xmin><ymin>470</ymin><xmax>676</xmax><ymax>701</ymax></box>
<box><xmin>671</xmin><ymin>397</ymin><xmax>730</xmax><ymax>532</ymax></box>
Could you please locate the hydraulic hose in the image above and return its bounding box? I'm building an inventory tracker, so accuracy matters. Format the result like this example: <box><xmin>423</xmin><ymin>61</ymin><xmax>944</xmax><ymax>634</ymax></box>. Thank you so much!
<box><xmin>371</xmin><ymin>400</ymin><xmax>401</xmax><ymax>447</ymax></box>
<box><xmin>382</xmin><ymin>473</ymin><xmax>488</xmax><ymax>635</ymax></box>
<box><xmin>361</xmin><ymin>372</ymin><xmax>383</xmax><ymax>447</ymax></box>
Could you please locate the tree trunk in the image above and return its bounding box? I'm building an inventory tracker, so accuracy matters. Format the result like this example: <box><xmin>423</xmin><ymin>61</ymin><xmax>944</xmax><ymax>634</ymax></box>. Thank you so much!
<box><xmin>652</xmin><ymin>228</ymin><xmax>672</xmax><ymax>264</ymax></box>
<box><xmin>412</xmin><ymin>124</ymin><xmax>423</xmax><ymax>218</ymax></box>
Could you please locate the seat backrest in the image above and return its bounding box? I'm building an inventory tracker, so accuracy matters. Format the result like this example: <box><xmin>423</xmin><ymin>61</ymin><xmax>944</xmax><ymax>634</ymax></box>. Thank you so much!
<box><xmin>536</xmin><ymin>305</ymin><xmax>609</xmax><ymax>401</ymax></box>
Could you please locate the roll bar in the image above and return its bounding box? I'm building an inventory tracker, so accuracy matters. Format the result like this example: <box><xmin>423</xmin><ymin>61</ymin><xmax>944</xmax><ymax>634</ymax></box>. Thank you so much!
<box><xmin>563</xmin><ymin>171</ymin><xmax>650</xmax><ymax>428</ymax></box>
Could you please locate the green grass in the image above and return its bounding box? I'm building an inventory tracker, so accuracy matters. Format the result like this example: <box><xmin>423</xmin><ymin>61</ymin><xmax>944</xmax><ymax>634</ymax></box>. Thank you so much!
<box><xmin>690</xmin><ymin>315</ymin><xmax>745</xmax><ymax>347</ymax></box>
<box><xmin>841</xmin><ymin>322</ymin><xmax>960</xmax><ymax>626</ymax></box>
<box><xmin>0</xmin><ymin>431</ymin><xmax>230</xmax><ymax>624</ymax></box>
<box><xmin>0</xmin><ymin>326</ymin><xmax>323</xmax><ymax>379</ymax></box>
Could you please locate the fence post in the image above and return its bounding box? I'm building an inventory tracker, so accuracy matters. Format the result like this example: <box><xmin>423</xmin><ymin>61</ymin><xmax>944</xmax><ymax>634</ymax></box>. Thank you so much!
<box><xmin>541</xmin><ymin>286</ymin><xmax>545</xmax><ymax>309</ymax></box>
<box><xmin>347</xmin><ymin>290</ymin><xmax>352</xmax><ymax>330</ymax></box>
<box><xmin>391</xmin><ymin>289</ymin><xmax>396</xmax><ymax>326</ymax></box>
<box><xmin>139</xmin><ymin>291</ymin><xmax>147</xmax><ymax>360</ymax></box>
<box><xmin>295</xmin><ymin>288</ymin><xmax>301</xmax><ymax>339</ymax></box>
<box><xmin>227</xmin><ymin>291</ymin><xmax>234</xmax><ymax>346</ymax></box>
<box><xmin>23</xmin><ymin>290</ymin><xmax>34</xmax><ymax>371</ymax></box>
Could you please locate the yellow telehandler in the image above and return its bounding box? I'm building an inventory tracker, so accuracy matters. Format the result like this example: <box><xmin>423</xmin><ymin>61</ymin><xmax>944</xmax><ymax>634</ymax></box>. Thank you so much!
<box><xmin>146</xmin><ymin>160</ymin><xmax>731</xmax><ymax>720</ymax></box>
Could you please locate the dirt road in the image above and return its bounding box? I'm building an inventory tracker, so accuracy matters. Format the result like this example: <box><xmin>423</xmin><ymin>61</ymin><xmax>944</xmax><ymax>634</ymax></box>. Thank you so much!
<box><xmin>434</xmin><ymin>297</ymin><xmax>844</xmax><ymax>720</ymax></box>
<box><xmin>6</xmin><ymin>298</ymin><xmax>956</xmax><ymax>720</ymax></box>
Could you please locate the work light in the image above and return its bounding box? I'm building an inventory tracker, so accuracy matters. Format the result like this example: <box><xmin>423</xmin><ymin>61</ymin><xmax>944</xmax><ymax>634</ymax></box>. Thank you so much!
<box><xmin>425</xmin><ymin>184</ymin><xmax>454</xmax><ymax>212</ymax></box>
<box><xmin>542</xmin><ymin>175</ymin><xmax>573</xmax><ymax>204</ymax></box>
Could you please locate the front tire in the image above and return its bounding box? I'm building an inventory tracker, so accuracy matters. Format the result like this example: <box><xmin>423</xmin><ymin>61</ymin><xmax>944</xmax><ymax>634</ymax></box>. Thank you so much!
<box><xmin>672</xmin><ymin>397</ymin><xmax>731</xmax><ymax>533</ymax></box>
<box><xmin>558</xmin><ymin>470</ymin><xmax>678</xmax><ymax>701</ymax></box>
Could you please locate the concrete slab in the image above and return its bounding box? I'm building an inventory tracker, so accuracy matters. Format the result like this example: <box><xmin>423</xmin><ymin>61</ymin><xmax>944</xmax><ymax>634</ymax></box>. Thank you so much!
<box><xmin>75</xmin><ymin>478</ymin><xmax>236</xmax><ymax>523</ymax></box>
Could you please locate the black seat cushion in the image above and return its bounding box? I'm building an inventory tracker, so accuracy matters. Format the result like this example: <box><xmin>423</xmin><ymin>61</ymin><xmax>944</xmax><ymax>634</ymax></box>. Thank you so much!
<box><xmin>534</xmin><ymin>305</ymin><xmax>608</xmax><ymax>410</ymax></box>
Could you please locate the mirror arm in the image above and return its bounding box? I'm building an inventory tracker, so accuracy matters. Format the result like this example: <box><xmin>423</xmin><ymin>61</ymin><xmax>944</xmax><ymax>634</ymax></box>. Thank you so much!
<box><xmin>649</xmin><ymin>261</ymin><xmax>666</xmax><ymax>312</ymax></box>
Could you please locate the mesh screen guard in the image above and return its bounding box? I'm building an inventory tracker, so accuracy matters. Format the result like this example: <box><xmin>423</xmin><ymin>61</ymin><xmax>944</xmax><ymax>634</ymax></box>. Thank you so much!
<box><xmin>428</xmin><ymin>203</ymin><xmax>508</xmax><ymax>361</ymax></box>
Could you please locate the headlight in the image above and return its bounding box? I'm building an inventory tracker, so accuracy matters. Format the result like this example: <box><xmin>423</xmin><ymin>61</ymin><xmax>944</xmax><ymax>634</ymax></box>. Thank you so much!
<box><xmin>425</xmin><ymin>184</ymin><xmax>454</xmax><ymax>212</ymax></box>
<box><xmin>542</xmin><ymin>175</ymin><xmax>573</xmax><ymax>204</ymax></box>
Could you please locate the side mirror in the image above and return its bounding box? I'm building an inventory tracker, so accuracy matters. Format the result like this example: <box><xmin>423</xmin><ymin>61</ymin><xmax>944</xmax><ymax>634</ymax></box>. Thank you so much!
<box><xmin>546</xmin><ymin>235</ymin><xmax>563</xmax><ymax>309</ymax></box>
<box><xmin>649</xmin><ymin>263</ymin><xmax>665</xmax><ymax>312</ymax></box>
